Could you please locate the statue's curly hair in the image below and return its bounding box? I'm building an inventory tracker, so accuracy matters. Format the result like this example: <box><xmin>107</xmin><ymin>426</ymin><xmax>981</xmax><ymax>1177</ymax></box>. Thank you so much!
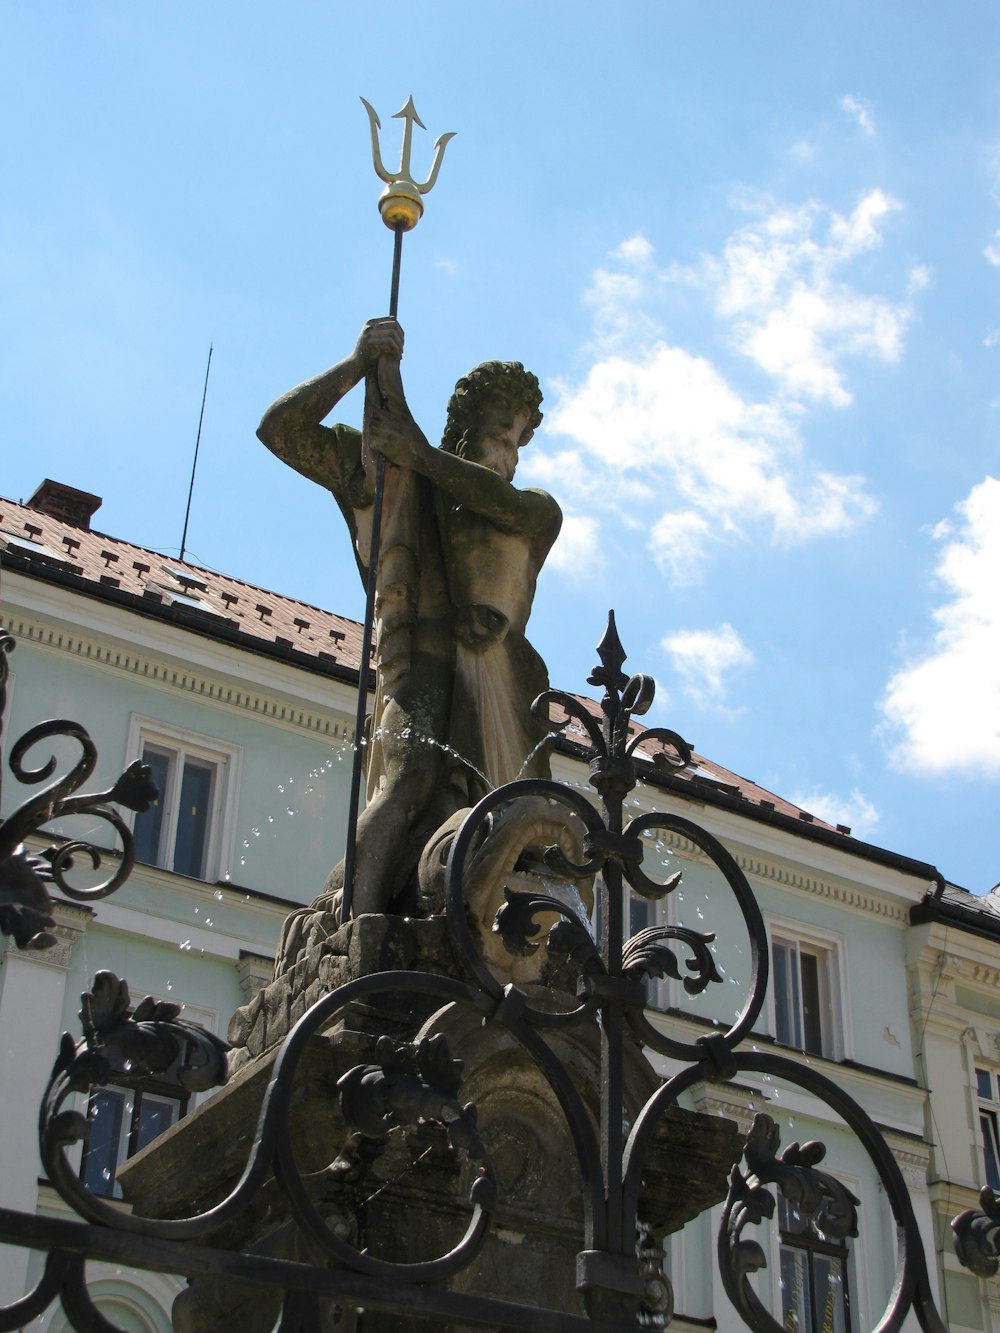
<box><xmin>440</xmin><ymin>361</ymin><xmax>543</xmax><ymax>457</ymax></box>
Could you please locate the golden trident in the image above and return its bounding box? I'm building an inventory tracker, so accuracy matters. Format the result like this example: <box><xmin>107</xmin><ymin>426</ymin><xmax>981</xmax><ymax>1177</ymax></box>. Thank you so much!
<box><xmin>361</xmin><ymin>95</ymin><xmax>456</xmax><ymax>234</ymax></box>
<box><xmin>341</xmin><ymin>96</ymin><xmax>455</xmax><ymax>920</ymax></box>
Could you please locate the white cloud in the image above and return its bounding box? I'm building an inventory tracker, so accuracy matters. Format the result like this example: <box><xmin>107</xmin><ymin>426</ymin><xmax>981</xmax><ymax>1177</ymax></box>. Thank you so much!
<box><xmin>709</xmin><ymin>190</ymin><xmax>912</xmax><ymax>405</ymax></box>
<box><xmin>547</xmin><ymin>512</ymin><xmax>603</xmax><ymax>578</ymax></box>
<box><xmin>661</xmin><ymin>623</ymin><xmax>754</xmax><ymax>709</ymax></box>
<box><xmin>882</xmin><ymin>477</ymin><xmax>1000</xmax><ymax>774</ymax></box>
<box><xmin>528</xmin><ymin>195</ymin><xmax>917</xmax><ymax>585</ymax></box>
<box><xmin>786</xmin><ymin>786</ymin><xmax>881</xmax><ymax>837</ymax></box>
<box><xmin>839</xmin><ymin>94</ymin><xmax>877</xmax><ymax>138</ymax></box>
<box><xmin>986</xmin><ymin>230</ymin><xmax>1000</xmax><ymax>267</ymax></box>
<box><xmin>539</xmin><ymin>341</ymin><xmax>877</xmax><ymax>575</ymax></box>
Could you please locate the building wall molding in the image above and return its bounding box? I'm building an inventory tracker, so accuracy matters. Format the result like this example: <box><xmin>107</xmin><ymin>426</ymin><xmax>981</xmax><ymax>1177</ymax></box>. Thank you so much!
<box><xmin>3</xmin><ymin>611</ymin><xmax>354</xmax><ymax>743</ymax></box>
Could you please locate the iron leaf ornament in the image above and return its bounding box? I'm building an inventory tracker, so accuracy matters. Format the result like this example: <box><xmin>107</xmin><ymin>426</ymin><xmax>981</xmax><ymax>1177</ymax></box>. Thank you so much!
<box><xmin>719</xmin><ymin>1114</ymin><xmax>859</xmax><ymax>1333</ymax></box>
<box><xmin>953</xmin><ymin>1186</ymin><xmax>1000</xmax><ymax>1277</ymax></box>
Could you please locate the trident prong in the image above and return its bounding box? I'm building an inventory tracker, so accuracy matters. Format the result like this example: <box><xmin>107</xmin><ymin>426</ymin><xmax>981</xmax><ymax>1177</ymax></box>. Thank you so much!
<box><xmin>360</xmin><ymin>95</ymin><xmax>456</xmax><ymax>231</ymax></box>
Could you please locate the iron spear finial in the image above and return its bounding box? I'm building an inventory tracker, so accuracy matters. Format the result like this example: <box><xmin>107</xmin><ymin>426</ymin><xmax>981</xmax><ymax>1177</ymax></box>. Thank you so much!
<box><xmin>360</xmin><ymin>95</ymin><xmax>456</xmax><ymax>231</ymax></box>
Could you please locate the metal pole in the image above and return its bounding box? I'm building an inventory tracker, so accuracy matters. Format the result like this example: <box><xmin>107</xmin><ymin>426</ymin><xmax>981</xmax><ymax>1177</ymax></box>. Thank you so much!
<box><xmin>180</xmin><ymin>344</ymin><xmax>213</xmax><ymax>562</ymax></box>
<box><xmin>340</xmin><ymin>225</ymin><xmax>404</xmax><ymax>922</ymax></box>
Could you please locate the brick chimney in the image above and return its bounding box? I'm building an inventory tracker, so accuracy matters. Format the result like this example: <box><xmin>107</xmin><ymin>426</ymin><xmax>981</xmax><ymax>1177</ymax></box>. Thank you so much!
<box><xmin>26</xmin><ymin>479</ymin><xmax>102</xmax><ymax>530</ymax></box>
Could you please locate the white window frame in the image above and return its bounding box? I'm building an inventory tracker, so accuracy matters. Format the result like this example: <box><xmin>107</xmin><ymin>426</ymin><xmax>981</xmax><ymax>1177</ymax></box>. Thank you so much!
<box><xmin>975</xmin><ymin>1066</ymin><xmax>1000</xmax><ymax>1192</ymax></box>
<box><xmin>766</xmin><ymin>918</ymin><xmax>847</xmax><ymax>1062</ymax></box>
<box><xmin>125</xmin><ymin>715</ymin><xmax>242</xmax><ymax>883</ymax></box>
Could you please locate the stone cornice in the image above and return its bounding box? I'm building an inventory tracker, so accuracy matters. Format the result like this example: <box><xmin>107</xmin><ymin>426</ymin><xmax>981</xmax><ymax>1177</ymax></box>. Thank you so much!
<box><xmin>651</xmin><ymin>826</ymin><xmax>909</xmax><ymax>925</ymax></box>
<box><xmin>881</xmin><ymin>1128</ymin><xmax>931</xmax><ymax>1193</ymax></box>
<box><xmin>911</xmin><ymin>942</ymin><xmax>1000</xmax><ymax>997</ymax></box>
<box><xmin>4</xmin><ymin>609</ymin><xmax>355</xmax><ymax>743</ymax></box>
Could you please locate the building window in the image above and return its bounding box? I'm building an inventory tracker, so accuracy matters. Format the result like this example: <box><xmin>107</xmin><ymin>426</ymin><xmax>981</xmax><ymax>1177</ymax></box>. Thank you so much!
<box><xmin>771</xmin><ymin>934</ymin><xmax>838</xmax><ymax>1059</ymax></box>
<box><xmin>126</xmin><ymin>718</ymin><xmax>241</xmax><ymax>882</ymax></box>
<box><xmin>79</xmin><ymin>1080</ymin><xmax>186</xmax><ymax>1199</ymax></box>
<box><xmin>976</xmin><ymin>1068</ymin><xmax>1000</xmax><ymax>1191</ymax></box>
<box><xmin>777</xmin><ymin>1194</ymin><xmax>852</xmax><ymax>1332</ymax></box>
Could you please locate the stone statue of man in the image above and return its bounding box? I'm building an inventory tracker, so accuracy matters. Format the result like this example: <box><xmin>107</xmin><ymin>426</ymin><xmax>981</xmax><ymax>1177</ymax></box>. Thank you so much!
<box><xmin>258</xmin><ymin>318</ymin><xmax>562</xmax><ymax>921</ymax></box>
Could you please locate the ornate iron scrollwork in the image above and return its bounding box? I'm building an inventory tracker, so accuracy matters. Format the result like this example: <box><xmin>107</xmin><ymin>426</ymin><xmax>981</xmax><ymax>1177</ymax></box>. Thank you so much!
<box><xmin>0</xmin><ymin>614</ymin><xmax>960</xmax><ymax>1331</ymax></box>
<box><xmin>0</xmin><ymin>630</ymin><xmax>158</xmax><ymax>949</ymax></box>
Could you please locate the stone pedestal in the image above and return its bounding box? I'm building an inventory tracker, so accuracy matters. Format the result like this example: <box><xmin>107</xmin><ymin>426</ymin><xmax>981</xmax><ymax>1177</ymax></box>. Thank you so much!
<box><xmin>119</xmin><ymin>916</ymin><xmax>743</xmax><ymax>1331</ymax></box>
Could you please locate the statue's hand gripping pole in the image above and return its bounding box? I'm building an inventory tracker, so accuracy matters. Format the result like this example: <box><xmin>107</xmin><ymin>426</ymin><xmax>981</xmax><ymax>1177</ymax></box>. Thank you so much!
<box><xmin>341</xmin><ymin>98</ymin><xmax>454</xmax><ymax>923</ymax></box>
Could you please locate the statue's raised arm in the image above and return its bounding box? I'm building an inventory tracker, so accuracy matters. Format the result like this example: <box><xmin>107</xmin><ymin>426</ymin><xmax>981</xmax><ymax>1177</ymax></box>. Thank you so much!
<box><xmin>257</xmin><ymin>318</ymin><xmax>405</xmax><ymax>498</ymax></box>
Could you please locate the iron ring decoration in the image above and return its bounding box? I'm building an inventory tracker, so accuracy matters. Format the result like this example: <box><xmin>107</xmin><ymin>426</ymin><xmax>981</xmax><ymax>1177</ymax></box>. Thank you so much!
<box><xmin>43</xmin><ymin>971</ymin><xmax>497</xmax><ymax>1264</ymax></box>
<box><xmin>0</xmin><ymin>1250</ymin><xmax>74</xmax><ymax>1333</ymax></box>
<box><xmin>620</xmin><ymin>1052</ymin><xmax>947</xmax><ymax>1333</ymax></box>
<box><xmin>270</xmin><ymin>969</ymin><xmax>607</xmax><ymax>1275</ymax></box>
<box><xmin>620</xmin><ymin>811</ymin><xmax>770</xmax><ymax>1064</ymax></box>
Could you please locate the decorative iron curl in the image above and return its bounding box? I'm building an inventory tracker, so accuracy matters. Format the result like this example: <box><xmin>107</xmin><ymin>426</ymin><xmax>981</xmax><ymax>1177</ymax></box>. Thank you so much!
<box><xmin>0</xmin><ymin>635</ymin><xmax>159</xmax><ymax>948</ymax></box>
<box><xmin>445</xmin><ymin>777</ymin><xmax>608</xmax><ymax>1026</ymax></box>
<box><xmin>621</xmin><ymin>812</ymin><xmax>769</xmax><ymax>1065</ymax></box>
<box><xmin>42</xmin><ymin>972</ymin><xmax>231</xmax><ymax>1227</ymax></box>
<box><xmin>0</xmin><ymin>1249</ymin><xmax>73</xmax><ymax>1331</ymax></box>
<box><xmin>5</xmin><ymin>720</ymin><xmax>157</xmax><ymax>903</ymax></box>
<box><xmin>287</xmin><ymin>967</ymin><xmax>608</xmax><ymax>1273</ymax></box>
<box><xmin>41</xmin><ymin>968</ymin><xmax>513</xmax><ymax>1284</ymax></box>
<box><xmin>620</xmin><ymin>1051</ymin><xmax>947</xmax><ymax>1333</ymax></box>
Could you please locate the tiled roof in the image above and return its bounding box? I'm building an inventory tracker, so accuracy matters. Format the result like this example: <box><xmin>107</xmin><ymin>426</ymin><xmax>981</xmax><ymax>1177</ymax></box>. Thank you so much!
<box><xmin>0</xmin><ymin>488</ymin><xmax>939</xmax><ymax>873</ymax></box>
<box><xmin>0</xmin><ymin>494</ymin><xmax>369</xmax><ymax>680</ymax></box>
<box><xmin>552</xmin><ymin>691</ymin><xmax>843</xmax><ymax>832</ymax></box>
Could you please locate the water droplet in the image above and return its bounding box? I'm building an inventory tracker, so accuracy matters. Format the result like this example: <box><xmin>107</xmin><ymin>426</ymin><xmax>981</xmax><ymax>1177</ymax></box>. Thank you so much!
<box><xmin>286</xmin><ymin>807</ymin><xmax>295</xmax><ymax>817</ymax></box>
<box><xmin>277</xmin><ymin>784</ymin><xmax>285</xmax><ymax>793</ymax></box>
<box><xmin>240</xmin><ymin>856</ymin><xmax>246</xmax><ymax>866</ymax></box>
<box><xmin>221</xmin><ymin>875</ymin><xmax>230</xmax><ymax>885</ymax></box>
<box><xmin>167</xmin><ymin>981</ymin><xmax>173</xmax><ymax>991</ymax></box>
<box><xmin>215</xmin><ymin>888</ymin><xmax>224</xmax><ymax>899</ymax></box>
<box><xmin>267</xmin><ymin>815</ymin><xmax>274</xmax><ymax>824</ymax></box>
<box><xmin>205</xmin><ymin>918</ymin><xmax>214</xmax><ymax>927</ymax></box>
<box><xmin>180</xmin><ymin>940</ymin><xmax>192</xmax><ymax>951</ymax></box>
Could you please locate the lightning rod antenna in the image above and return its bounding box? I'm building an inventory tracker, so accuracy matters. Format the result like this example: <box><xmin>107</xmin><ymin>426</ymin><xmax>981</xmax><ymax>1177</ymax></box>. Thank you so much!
<box><xmin>180</xmin><ymin>344</ymin><xmax>214</xmax><ymax>562</ymax></box>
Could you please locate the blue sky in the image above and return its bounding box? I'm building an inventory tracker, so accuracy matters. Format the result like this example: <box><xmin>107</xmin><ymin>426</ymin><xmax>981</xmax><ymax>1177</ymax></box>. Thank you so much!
<box><xmin>2</xmin><ymin>3</ymin><xmax>999</xmax><ymax>892</ymax></box>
